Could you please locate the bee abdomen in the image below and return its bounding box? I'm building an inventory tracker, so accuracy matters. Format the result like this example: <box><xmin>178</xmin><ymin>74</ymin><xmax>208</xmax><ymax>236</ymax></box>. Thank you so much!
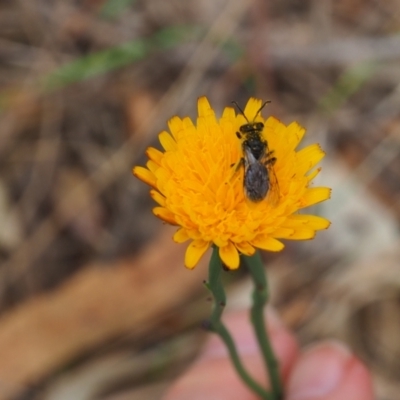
<box><xmin>244</xmin><ymin>163</ymin><xmax>269</xmax><ymax>202</ymax></box>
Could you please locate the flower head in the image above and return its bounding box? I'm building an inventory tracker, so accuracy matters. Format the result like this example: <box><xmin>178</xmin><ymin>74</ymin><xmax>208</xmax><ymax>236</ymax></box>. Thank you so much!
<box><xmin>133</xmin><ymin>97</ymin><xmax>331</xmax><ymax>270</ymax></box>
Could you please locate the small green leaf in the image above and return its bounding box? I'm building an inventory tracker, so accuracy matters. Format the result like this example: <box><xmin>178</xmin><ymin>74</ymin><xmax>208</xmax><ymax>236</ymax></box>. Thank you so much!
<box><xmin>43</xmin><ymin>39</ymin><xmax>149</xmax><ymax>90</ymax></box>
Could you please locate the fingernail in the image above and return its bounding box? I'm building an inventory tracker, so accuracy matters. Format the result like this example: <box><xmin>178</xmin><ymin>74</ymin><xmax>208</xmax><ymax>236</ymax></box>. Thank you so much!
<box><xmin>287</xmin><ymin>340</ymin><xmax>353</xmax><ymax>400</ymax></box>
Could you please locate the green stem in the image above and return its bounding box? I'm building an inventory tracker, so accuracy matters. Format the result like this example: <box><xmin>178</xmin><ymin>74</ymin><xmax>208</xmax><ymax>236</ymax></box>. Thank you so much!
<box><xmin>243</xmin><ymin>252</ymin><xmax>283</xmax><ymax>400</ymax></box>
<box><xmin>207</xmin><ymin>247</ymin><xmax>271</xmax><ymax>399</ymax></box>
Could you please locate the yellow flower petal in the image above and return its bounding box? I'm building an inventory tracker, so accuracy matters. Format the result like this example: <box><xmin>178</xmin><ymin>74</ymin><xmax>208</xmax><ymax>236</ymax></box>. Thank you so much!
<box><xmin>244</xmin><ymin>98</ymin><xmax>263</xmax><ymax>121</ymax></box>
<box><xmin>146</xmin><ymin>147</ymin><xmax>163</xmax><ymax>164</ymax></box>
<box><xmin>286</xmin><ymin>121</ymin><xmax>306</xmax><ymax>150</ymax></box>
<box><xmin>289</xmin><ymin>229</ymin><xmax>316</xmax><ymax>240</ymax></box>
<box><xmin>182</xmin><ymin>116</ymin><xmax>195</xmax><ymax>131</ymax></box>
<box><xmin>301</xmin><ymin>187</ymin><xmax>331</xmax><ymax>208</ymax></box>
<box><xmin>306</xmin><ymin>167</ymin><xmax>321</xmax><ymax>182</ymax></box>
<box><xmin>296</xmin><ymin>144</ymin><xmax>325</xmax><ymax>174</ymax></box>
<box><xmin>287</xmin><ymin>215</ymin><xmax>331</xmax><ymax>230</ymax></box>
<box><xmin>264</xmin><ymin>117</ymin><xmax>286</xmax><ymax>142</ymax></box>
<box><xmin>168</xmin><ymin>116</ymin><xmax>183</xmax><ymax>140</ymax></box>
<box><xmin>219</xmin><ymin>242</ymin><xmax>240</xmax><ymax>270</ymax></box>
<box><xmin>159</xmin><ymin>131</ymin><xmax>177</xmax><ymax>151</ymax></box>
<box><xmin>146</xmin><ymin>160</ymin><xmax>159</xmax><ymax>174</ymax></box>
<box><xmin>153</xmin><ymin>207</ymin><xmax>177</xmax><ymax>225</ymax></box>
<box><xmin>173</xmin><ymin>228</ymin><xmax>190</xmax><ymax>243</ymax></box>
<box><xmin>185</xmin><ymin>240</ymin><xmax>210</xmax><ymax>269</ymax></box>
<box><xmin>150</xmin><ymin>189</ymin><xmax>166</xmax><ymax>206</ymax></box>
<box><xmin>197</xmin><ymin>96</ymin><xmax>213</xmax><ymax>118</ymax></box>
<box><xmin>271</xmin><ymin>227</ymin><xmax>295</xmax><ymax>239</ymax></box>
<box><xmin>221</xmin><ymin>106</ymin><xmax>236</xmax><ymax>120</ymax></box>
<box><xmin>132</xmin><ymin>166</ymin><xmax>157</xmax><ymax>188</ymax></box>
<box><xmin>235</xmin><ymin>241</ymin><xmax>256</xmax><ymax>256</ymax></box>
<box><xmin>252</xmin><ymin>236</ymin><xmax>285</xmax><ymax>252</ymax></box>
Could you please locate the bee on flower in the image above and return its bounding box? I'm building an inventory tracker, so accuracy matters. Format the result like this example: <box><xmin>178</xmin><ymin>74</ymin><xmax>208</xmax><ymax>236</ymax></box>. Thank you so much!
<box><xmin>232</xmin><ymin>100</ymin><xmax>280</xmax><ymax>205</ymax></box>
<box><xmin>133</xmin><ymin>97</ymin><xmax>330</xmax><ymax>270</ymax></box>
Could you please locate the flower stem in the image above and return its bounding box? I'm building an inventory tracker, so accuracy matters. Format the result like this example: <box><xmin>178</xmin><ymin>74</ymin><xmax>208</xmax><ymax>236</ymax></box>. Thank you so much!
<box><xmin>207</xmin><ymin>246</ymin><xmax>271</xmax><ymax>399</ymax></box>
<box><xmin>243</xmin><ymin>252</ymin><xmax>283</xmax><ymax>400</ymax></box>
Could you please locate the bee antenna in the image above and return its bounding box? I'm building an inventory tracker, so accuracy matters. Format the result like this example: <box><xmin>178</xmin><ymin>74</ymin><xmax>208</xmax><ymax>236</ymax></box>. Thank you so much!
<box><xmin>254</xmin><ymin>100</ymin><xmax>271</xmax><ymax>119</ymax></box>
<box><xmin>231</xmin><ymin>101</ymin><xmax>249</xmax><ymax>123</ymax></box>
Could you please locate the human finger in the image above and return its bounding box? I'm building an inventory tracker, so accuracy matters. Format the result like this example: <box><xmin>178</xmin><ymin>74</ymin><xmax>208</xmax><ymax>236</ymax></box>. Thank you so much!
<box><xmin>286</xmin><ymin>341</ymin><xmax>375</xmax><ymax>400</ymax></box>
<box><xmin>163</xmin><ymin>308</ymin><xmax>299</xmax><ymax>400</ymax></box>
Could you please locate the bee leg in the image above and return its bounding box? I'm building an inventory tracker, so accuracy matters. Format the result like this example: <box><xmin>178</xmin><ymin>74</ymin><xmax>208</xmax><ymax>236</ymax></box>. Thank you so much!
<box><xmin>230</xmin><ymin>158</ymin><xmax>244</xmax><ymax>173</ymax></box>
<box><xmin>227</xmin><ymin>157</ymin><xmax>244</xmax><ymax>183</ymax></box>
<box><xmin>236</xmin><ymin>131</ymin><xmax>242</xmax><ymax>139</ymax></box>
<box><xmin>264</xmin><ymin>156</ymin><xmax>276</xmax><ymax>166</ymax></box>
<box><xmin>266</xmin><ymin>150</ymin><xmax>275</xmax><ymax>157</ymax></box>
<box><xmin>235</xmin><ymin>157</ymin><xmax>245</xmax><ymax>172</ymax></box>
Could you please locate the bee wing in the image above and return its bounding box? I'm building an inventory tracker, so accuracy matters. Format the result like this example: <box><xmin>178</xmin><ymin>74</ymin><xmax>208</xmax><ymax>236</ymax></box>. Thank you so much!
<box><xmin>265</xmin><ymin>160</ymin><xmax>280</xmax><ymax>207</ymax></box>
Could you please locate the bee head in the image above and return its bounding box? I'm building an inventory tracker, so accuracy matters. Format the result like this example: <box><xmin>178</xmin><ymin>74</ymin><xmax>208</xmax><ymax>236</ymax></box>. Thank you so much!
<box><xmin>239</xmin><ymin>121</ymin><xmax>264</xmax><ymax>134</ymax></box>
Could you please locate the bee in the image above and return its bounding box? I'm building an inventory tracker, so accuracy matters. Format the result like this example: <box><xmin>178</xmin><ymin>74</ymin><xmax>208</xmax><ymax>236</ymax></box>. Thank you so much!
<box><xmin>233</xmin><ymin>101</ymin><xmax>280</xmax><ymax>205</ymax></box>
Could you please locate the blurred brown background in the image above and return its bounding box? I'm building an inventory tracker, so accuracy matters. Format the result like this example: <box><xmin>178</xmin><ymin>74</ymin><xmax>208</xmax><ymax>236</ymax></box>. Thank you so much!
<box><xmin>0</xmin><ymin>0</ymin><xmax>399</xmax><ymax>399</ymax></box>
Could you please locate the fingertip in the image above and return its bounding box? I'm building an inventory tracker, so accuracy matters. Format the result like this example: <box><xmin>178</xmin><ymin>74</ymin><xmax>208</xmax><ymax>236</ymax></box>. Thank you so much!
<box><xmin>332</xmin><ymin>357</ymin><xmax>375</xmax><ymax>400</ymax></box>
<box><xmin>286</xmin><ymin>340</ymin><xmax>375</xmax><ymax>400</ymax></box>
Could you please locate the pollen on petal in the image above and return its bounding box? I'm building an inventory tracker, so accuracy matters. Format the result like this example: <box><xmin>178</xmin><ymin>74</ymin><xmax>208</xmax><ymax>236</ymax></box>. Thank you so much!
<box><xmin>252</xmin><ymin>236</ymin><xmax>285</xmax><ymax>252</ymax></box>
<box><xmin>219</xmin><ymin>242</ymin><xmax>240</xmax><ymax>270</ymax></box>
<box><xmin>185</xmin><ymin>239</ymin><xmax>210</xmax><ymax>269</ymax></box>
<box><xmin>153</xmin><ymin>207</ymin><xmax>177</xmax><ymax>225</ymax></box>
<box><xmin>132</xmin><ymin>166</ymin><xmax>157</xmax><ymax>188</ymax></box>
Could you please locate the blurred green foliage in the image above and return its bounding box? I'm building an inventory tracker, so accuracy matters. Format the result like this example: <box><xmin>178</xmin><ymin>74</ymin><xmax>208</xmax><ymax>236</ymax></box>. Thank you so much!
<box><xmin>100</xmin><ymin>0</ymin><xmax>137</xmax><ymax>19</ymax></box>
<box><xmin>318</xmin><ymin>62</ymin><xmax>377</xmax><ymax>115</ymax></box>
<box><xmin>42</xmin><ymin>25</ymin><xmax>244</xmax><ymax>91</ymax></box>
<box><xmin>43</xmin><ymin>26</ymin><xmax>201</xmax><ymax>90</ymax></box>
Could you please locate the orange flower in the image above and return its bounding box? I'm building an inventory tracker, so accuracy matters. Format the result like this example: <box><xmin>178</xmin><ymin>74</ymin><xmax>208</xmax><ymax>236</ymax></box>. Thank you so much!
<box><xmin>133</xmin><ymin>97</ymin><xmax>330</xmax><ymax>269</ymax></box>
